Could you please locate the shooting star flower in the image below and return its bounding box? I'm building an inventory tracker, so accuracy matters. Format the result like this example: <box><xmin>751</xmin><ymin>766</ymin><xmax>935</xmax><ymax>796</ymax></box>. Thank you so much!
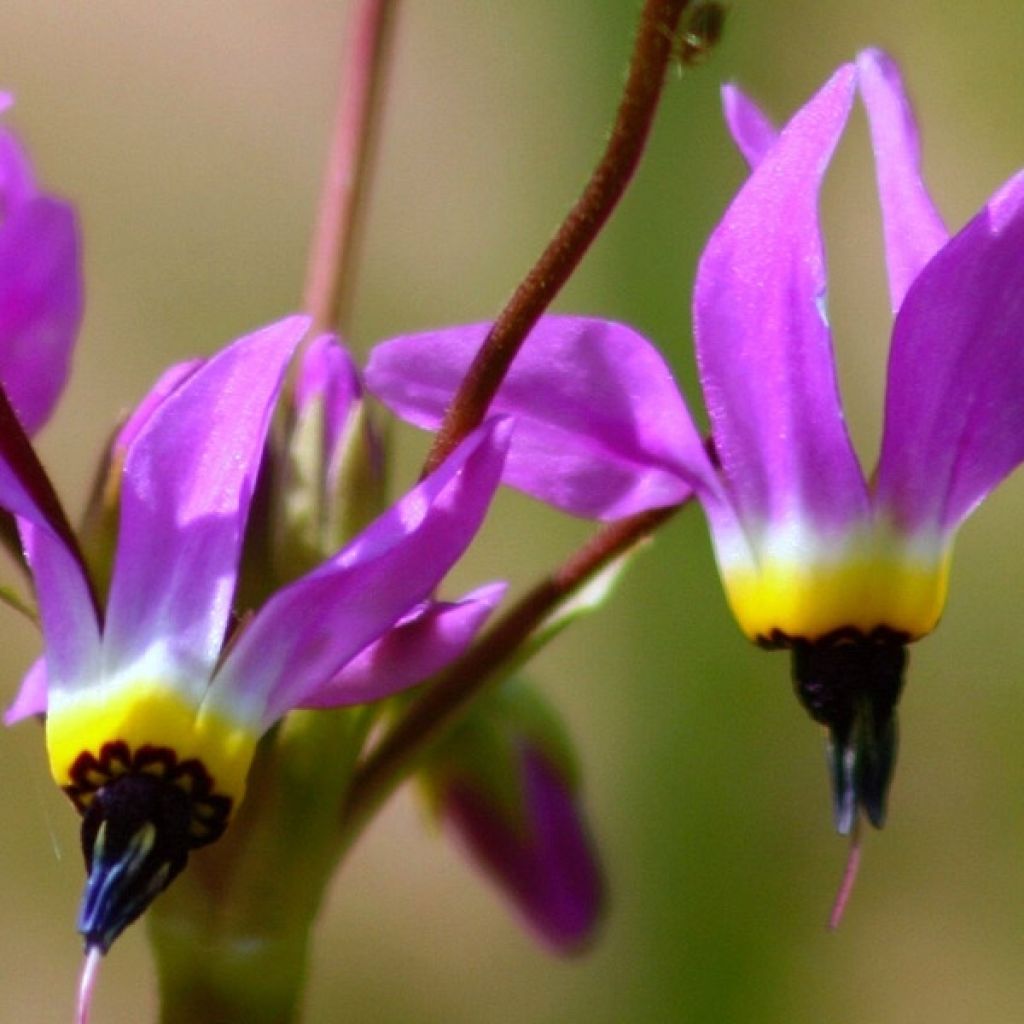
<box><xmin>366</xmin><ymin>53</ymin><xmax>1024</xmax><ymax>841</ymax></box>
<box><xmin>2</xmin><ymin>316</ymin><xmax>510</xmax><ymax>962</ymax></box>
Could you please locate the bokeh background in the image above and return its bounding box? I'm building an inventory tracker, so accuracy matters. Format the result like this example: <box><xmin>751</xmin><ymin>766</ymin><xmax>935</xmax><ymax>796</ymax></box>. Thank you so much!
<box><xmin>3</xmin><ymin>2</ymin><xmax>1024</xmax><ymax>1021</ymax></box>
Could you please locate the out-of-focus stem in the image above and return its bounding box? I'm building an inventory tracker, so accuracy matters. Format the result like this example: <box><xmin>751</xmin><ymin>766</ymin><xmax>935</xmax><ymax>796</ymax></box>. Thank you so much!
<box><xmin>341</xmin><ymin>504</ymin><xmax>680</xmax><ymax>841</ymax></box>
<box><xmin>421</xmin><ymin>0</ymin><xmax>690</xmax><ymax>475</ymax></box>
<box><xmin>303</xmin><ymin>0</ymin><xmax>399</xmax><ymax>336</ymax></box>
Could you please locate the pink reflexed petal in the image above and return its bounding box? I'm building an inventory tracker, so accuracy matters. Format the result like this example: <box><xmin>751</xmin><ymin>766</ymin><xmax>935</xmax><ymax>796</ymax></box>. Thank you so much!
<box><xmin>114</xmin><ymin>359</ymin><xmax>204</xmax><ymax>460</ymax></box>
<box><xmin>103</xmin><ymin>316</ymin><xmax>308</xmax><ymax>684</ymax></box>
<box><xmin>366</xmin><ymin>316</ymin><xmax>710</xmax><ymax>520</ymax></box>
<box><xmin>444</xmin><ymin>745</ymin><xmax>603</xmax><ymax>953</ymax></box>
<box><xmin>695</xmin><ymin>65</ymin><xmax>869</xmax><ymax>535</ymax></box>
<box><xmin>0</xmin><ymin>94</ymin><xmax>12</xmax><ymax>114</ymax></box>
<box><xmin>721</xmin><ymin>83</ymin><xmax>778</xmax><ymax>169</ymax></box>
<box><xmin>4</xmin><ymin>655</ymin><xmax>46</xmax><ymax>724</ymax></box>
<box><xmin>209</xmin><ymin>419</ymin><xmax>510</xmax><ymax>729</ymax></box>
<box><xmin>0</xmin><ymin>198</ymin><xmax>82</xmax><ymax>433</ymax></box>
<box><xmin>299</xmin><ymin>582</ymin><xmax>506</xmax><ymax>708</ymax></box>
<box><xmin>877</xmin><ymin>171</ymin><xmax>1024</xmax><ymax>533</ymax></box>
<box><xmin>857</xmin><ymin>50</ymin><xmax>949</xmax><ymax>313</ymax></box>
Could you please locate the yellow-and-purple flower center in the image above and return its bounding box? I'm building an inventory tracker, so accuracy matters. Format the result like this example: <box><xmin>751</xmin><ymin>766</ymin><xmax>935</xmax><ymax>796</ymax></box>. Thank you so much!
<box><xmin>46</xmin><ymin>680</ymin><xmax>259</xmax><ymax>840</ymax></box>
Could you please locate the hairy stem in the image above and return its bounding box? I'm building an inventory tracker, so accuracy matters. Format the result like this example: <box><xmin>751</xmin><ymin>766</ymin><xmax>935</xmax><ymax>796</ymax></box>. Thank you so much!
<box><xmin>303</xmin><ymin>0</ymin><xmax>399</xmax><ymax>336</ymax></box>
<box><xmin>342</xmin><ymin>504</ymin><xmax>679</xmax><ymax>839</ymax></box>
<box><xmin>421</xmin><ymin>0</ymin><xmax>690</xmax><ymax>475</ymax></box>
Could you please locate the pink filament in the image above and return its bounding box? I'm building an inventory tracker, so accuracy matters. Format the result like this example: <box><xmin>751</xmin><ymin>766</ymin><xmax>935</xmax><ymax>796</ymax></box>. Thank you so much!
<box><xmin>75</xmin><ymin>946</ymin><xmax>103</xmax><ymax>1024</ymax></box>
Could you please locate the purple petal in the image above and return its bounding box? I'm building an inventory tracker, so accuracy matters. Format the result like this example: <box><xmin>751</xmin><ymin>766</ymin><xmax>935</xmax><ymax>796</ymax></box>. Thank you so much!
<box><xmin>857</xmin><ymin>49</ymin><xmax>949</xmax><ymax>313</ymax></box>
<box><xmin>695</xmin><ymin>65</ymin><xmax>869</xmax><ymax>535</ymax></box>
<box><xmin>366</xmin><ymin>316</ymin><xmax>710</xmax><ymax>520</ymax></box>
<box><xmin>5</xmin><ymin>656</ymin><xmax>46</xmax><ymax>724</ymax></box>
<box><xmin>876</xmin><ymin>171</ymin><xmax>1024</xmax><ymax>533</ymax></box>
<box><xmin>0</xmin><ymin>94</ymin><xmax>12</xmax><ymax>115</ymax></box>
<box><xmin>102</xmin><ymin>316</ymin><xmax>308</xmax><ymax>687</ymax></box>
<box><xmin>443</xmin><ymin>745</ymin><xmax>603</xmax><ymax>953</ymax></box>
<box><xmin>299</xmin><ymin>582</ymin><xmax>506</xmax><ymax>708</ymax></box>
<box><xmin>19</xmin><ymin>520</ymin><xmax>101</xmax><ymax>692</ymax></box>
<box><xmin>114</xmin><ymin>359</ymin><xmax>204</xmax><ymax>460</ymax></box>
<box><xmin>208</xmin><ymin>419</ymin><xmax>510</xmax><ymax>729</ymax></box>
<box><xmin>721</xmin><ymin>83</ymin><xmax>779</xmax><ymax>169</ymax></box>
<box><xmin>0</xmin><ymin>197</ymin><xmax>82</xmax><ymax>433</ymax></box>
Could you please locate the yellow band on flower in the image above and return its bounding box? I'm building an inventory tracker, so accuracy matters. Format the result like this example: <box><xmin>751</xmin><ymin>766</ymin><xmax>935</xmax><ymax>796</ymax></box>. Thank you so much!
<box><xmin>715</xmin><ymin>526</ymin><xmax>953</xmax><ymax>643</ymax></box>
<box><xmin>45</xmin><ymin>679</ymin><xmax>258</xmax><ymax>808</ymax></box>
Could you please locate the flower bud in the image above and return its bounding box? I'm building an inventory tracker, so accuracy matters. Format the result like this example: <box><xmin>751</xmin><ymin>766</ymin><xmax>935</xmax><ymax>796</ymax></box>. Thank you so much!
<box><xmin>422</xmin><ymin>679</ymin><xmax>603</xmax><ymax>953</ymax></box>
<box><xmin>271</xmin><ymin>334</ymin><xmax>385</xmax><ymax>581</ymax></box>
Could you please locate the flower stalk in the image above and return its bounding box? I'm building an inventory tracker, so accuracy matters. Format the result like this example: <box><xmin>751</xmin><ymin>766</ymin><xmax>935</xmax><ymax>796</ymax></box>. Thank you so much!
<box><xmin>422</xmin><ymin>0</ymin><xmax>692</xmax><ymax>474</ymax></box>
<box><xmin>303</xmin><ymin>0</ymin><xmax>399</xmax><ymax>336</ymax></box>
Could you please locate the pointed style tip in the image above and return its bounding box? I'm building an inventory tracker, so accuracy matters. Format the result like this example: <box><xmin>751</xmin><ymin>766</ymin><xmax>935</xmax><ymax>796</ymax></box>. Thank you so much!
<box><xmin>827</xmin><ymin>823</ymin><xmax>863</xmax><ymax>932</ymax></box>
<box><xmin>75</xmin><ymin>945</ymin><xmax>103</xmax><ymax>1024</ymax></box>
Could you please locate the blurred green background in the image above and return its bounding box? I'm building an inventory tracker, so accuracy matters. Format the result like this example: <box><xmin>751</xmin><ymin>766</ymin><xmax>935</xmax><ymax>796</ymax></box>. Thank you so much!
<box><xmin>4</xmin><ymin>2</ymin><xmax>1024</xmax><ymax>1021</ymax></box>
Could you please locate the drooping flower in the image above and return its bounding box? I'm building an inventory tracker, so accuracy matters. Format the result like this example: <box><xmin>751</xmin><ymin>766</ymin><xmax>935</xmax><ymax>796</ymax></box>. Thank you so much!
<box><xmin>2</xmin><ymin>315</ymin><xmax>511</xmax><ymax>954</ymax></box>
<box><xmin>0</xmin><ymin>96</ymin><xmax>82</xmax><ymax>432</ymax></box>
<box><xmin>366</xmin><ymin>52</ymin><xmax>1024</xmax><ymax>836</ymax></box>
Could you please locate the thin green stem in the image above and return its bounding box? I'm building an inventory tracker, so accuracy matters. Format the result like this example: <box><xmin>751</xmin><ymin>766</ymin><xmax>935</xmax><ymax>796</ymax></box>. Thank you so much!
<box><xmin>421</xmin><ymin>0</ymin><xmax>690</xmax><ymax>476</ymax></box>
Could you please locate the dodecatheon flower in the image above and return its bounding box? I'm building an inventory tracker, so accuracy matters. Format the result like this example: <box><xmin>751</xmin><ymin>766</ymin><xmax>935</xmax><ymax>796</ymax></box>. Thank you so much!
<box><xmin>365</xmin><ymin>52</ymin><xmax>1024</xmax><ymax>842</ymax></box>
<box><xmin>420</xmin><ymin>678</ymin><xmax>603</xmax><ymax>953</ymax></box>
<box><xmin>0</xmin><ymin>96</ymin><xmax>82</xmax><ymax>433</ymax></box>
<box><xmin>1</xmin><ymin>315</ymin><xmax>511</xmax><ymax>958</ymax></box>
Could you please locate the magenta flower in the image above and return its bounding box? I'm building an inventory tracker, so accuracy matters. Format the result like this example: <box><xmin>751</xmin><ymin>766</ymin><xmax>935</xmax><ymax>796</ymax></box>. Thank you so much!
<box><xmin>1</xmin><ymin>316</ymin><xmax>510</xmax><ymax>953</ymax></box>
<box><xmin>0</xmin><ymin>97</ymin><xmax>82</xmax><ymax>432</ymax></box>
<box><xmin>367</xmin><ymin>52</ymin><xmax>1024</xmax><ymax>835</ymax></box>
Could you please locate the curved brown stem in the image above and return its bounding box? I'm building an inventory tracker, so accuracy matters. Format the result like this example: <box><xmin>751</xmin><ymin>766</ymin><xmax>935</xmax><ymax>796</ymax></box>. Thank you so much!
<box><xmin>421</xmin><ymin>0</ymin><xmax>690</xmax><ymax>475</ymax></box>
